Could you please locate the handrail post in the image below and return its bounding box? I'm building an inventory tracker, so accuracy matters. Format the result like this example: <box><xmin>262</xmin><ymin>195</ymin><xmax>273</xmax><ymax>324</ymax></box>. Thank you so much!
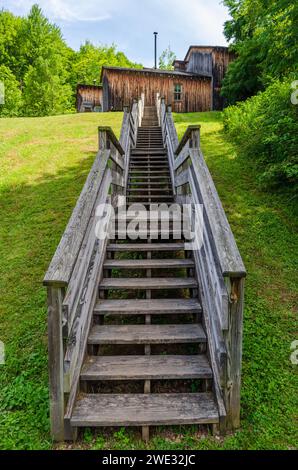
<box><xmin>47</xmin><ymin>285</ymin><xmax>65</xmax><ymax>441</ymax></box>
<box><xmin>98</xmin><ymin>128</ymin><xmax>109</xmax><ymax>150</ymax></box>
<box><xmin>189</xmin><ymin>127</ymin><xmax>200</xmax><ymax>149</ymax></box>
<box><xmin>224</xmin><ymin>276</ymin><xmax>245</xmax><ymax>429</ymax></box>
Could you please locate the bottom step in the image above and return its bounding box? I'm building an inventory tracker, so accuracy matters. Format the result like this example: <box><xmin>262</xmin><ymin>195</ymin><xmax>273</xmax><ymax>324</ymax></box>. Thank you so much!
<box><xmin>71</xmin><ymin>393</ymin><xmax>219</xmax><ymax>427</ymax></box>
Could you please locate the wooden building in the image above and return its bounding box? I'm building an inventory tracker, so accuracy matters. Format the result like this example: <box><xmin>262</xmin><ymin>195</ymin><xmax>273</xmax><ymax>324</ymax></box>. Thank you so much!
<box><xmin>173</xmin><ymin>46</ymin><xmax>234</xmax><ymax>110</ymax></box>
<box><xmin>101</xmin><ymin>67</ymin><xmax>212</xmax><ymax>113</ymax></box>
<box><xmin>77</xmin><ymin>45</ymin><xmax>234</xmax><ymax>113</ymax></box>
<box><xmin>76</xmin><ymin>84</ymin><xmax>103</xmax><ymax>112</ymax></box>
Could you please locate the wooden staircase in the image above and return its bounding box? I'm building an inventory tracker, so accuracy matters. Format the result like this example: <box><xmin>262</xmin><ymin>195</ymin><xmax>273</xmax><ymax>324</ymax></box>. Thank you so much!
<box><xmin>44</xmin><ymin>97</ymin><xmax>246</xmax><ymax>442</ymax></box>
<box><xmin>70</xmin><ymin>105</ymin><xmax>218</xmax><ymax>439</ymax></box>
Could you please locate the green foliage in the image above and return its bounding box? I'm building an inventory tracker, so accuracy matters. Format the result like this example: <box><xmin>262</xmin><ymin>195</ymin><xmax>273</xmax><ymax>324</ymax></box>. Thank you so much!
<box><xmin>223</xmin><ymin>78</ymin><xmax>298</xmax><ymax>188</ymax></box>
<box><xmin>159</xmin><ymin>46</ymin><xmax>176</xmax><ymax>70</ymax></box>
<box><xmin>0</xmin><ymin>5</ymin><xmax>142</xmax><ymax>117</ymax></box>
<box><xmin>0</xmin><ymin>10</ymin><xmax>24</xmax><ymax>77</ymax></box>
<box><xmin>23</xmin><ymin>57</ymin><xmax>73</xmax><ymax>116</ymax></box>
<box><xmin>222</xmin><ymin>0</ymin><xmax>298</xmax><ymax>103</ymax></box>
<box><xmin>0</xmin><ymin>65</ymin><xmax>23</xmax><ymax>116</ymax></box>
<box><xmin>73</xmin><ymin>42</ymin><xmax>142</xmax><ymax>86</ymax></box>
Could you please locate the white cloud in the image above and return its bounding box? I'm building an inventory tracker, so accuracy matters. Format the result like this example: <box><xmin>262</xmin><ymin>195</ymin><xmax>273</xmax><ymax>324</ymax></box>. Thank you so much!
<box><xmin>2</xmin><ymin>0</ymin><xmax>112</xmax><ymax>22</ymax></box>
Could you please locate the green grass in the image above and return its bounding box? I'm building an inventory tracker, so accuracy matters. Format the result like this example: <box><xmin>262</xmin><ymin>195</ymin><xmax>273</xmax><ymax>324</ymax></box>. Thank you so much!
<box><xmin>0</xmin><ymin>111</ymin><xmax>297</xmax><ymax>450</ymax></box>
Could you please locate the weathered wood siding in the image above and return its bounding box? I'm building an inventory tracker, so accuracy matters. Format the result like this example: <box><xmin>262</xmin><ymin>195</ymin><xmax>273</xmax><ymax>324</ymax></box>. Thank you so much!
<box><xmin>186</xmin><ymin>52</ymin><xmax>212</xmax><ymax>76</ymax></box>
<box><xmin>102</xmin><ymin>69</ymin><xmax>212</xmax><ymax>113</ymax></box>
<box><xmin>180</xmin><ymin>46</ymin><xmax>234</xmax><ymax>110</ymax></box>
<box><xmin>77</xmin><ymin>85</ymin><xmax>103</xmax><ymax>112</ymax></box>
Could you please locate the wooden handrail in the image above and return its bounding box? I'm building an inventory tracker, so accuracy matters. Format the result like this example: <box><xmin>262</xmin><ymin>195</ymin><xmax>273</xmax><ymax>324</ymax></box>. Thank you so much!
<box><xmin>43</xmin><ymin>149</ymin><xmax>112</xmax><ymax>288</ymax></box>
<box><xmin>98</xmin><ymin>126</ymin><xmax>125</xmax><ymax>155</ymax></box>
<box><xmin>45</xmin><ymin>98</ymin><xmax>144</xmax><ymax>440</ymax></box>
<box><xmin>161</xmin><ymin>105</ymin><xmax>246</xmax><ymax>431</ymax></box>
<box><xmin>175</xmin><ymin>125</ymin><xmax>201</xmax><ymax>156</ymax></box>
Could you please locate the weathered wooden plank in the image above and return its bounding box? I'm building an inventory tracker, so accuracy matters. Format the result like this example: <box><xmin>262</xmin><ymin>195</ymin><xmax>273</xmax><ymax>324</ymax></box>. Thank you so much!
<box><xmin>81</xmin><ymin>355</ymin><xmax>212</xmax><ymax>380</ymax></box>
<box><xmin>71</xmin><ymin>393</ymin><xmax>219</xmax><ymax>427</ymax></box>
<box><xmin>190</xmin><ymin>149</ymin><xmax>246</xmax><ymax>277</ymax></box>
<box><xmin>111</xmin><ymin>169</ymin><xmax>124</xmax><ymax>188</ymax></box>
<box><xmin>109</xmin><ymin>148</ymin><xmax>124</xmax><ymax>170</ymax></box>
<box><xmin>189</xmin><ymin>168</ymin><xmax>229</xmax><ymax>332</ymax></box>
<box><xmin>174</xmin><ymin>147</ymin><xmax>191</xmax><ymax>171</ymax></box>
<box><xmin>62</xmin><ymin>168</ymin><xmax>112</xmax><ymax>333</ymax></box>
<box><xmin>88</xmin><ymin>324</ymin><xmax>206</xmax><ymax>345</ymax></box>
<box><xmin>99</xmin><ymin>277</ymin><xmax>197</xmax><ymax>290</ymax></box>
<box><xmin>175</xmin><ymin>167</ymin><xmax>190</xmax><ymax>187</ymax></box>
<box><xmin>103</xmin><ymin>259</ymin><xmax>194</xmax><ymax>269</ymax></box>
<box><xmin>98</xmin><ymin>126</ymin><xmax>125</xmax><ymax>156</ymax></box>
<box><xmin>43</xmin><ymin>150</ymin><xmax>110</xmax><ymax>287</ymax></box>
<box><xmin>224</xmin><ymin>277</ymin><xmax>245</xmax><ymax>430</ymax></box>
<box><xmin>107</xmin><ymin>243</ymin><xmax>185</xmax><ymax>252</ymax></box>
<box><xmin>94</xmin><ymin>298</ymin><xmax>202</xmax><ymax>315</ymax></box>
<box><xmin>175</xmin><ymin>125</ymin><xmax>201</xmax><ymax>156</ymax></box>
<box><xmin>47</xmin><ymin>286</ymin><xmax>65</xmax><ymax>441</ymax></box>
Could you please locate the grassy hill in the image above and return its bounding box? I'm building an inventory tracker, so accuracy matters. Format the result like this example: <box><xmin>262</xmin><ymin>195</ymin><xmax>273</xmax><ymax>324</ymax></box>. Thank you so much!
<box><xmin>0</xmin><ymin>112</ymin><xmax>296</xmax><ymax>450</ymax></box>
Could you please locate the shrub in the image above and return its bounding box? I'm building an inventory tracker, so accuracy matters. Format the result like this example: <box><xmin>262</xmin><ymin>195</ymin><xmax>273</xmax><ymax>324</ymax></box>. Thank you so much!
<box><xmin>223</xmin><ymin>78</ymin><xmax>298</xmax><ymax>189</ymax></box>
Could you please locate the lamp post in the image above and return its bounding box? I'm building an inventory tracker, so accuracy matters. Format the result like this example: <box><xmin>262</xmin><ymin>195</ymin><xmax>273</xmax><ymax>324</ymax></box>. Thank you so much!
<box><xmin>154</xmin><ymin>32</ymin><xmax>158</xmax><ymax>69</ymax></box>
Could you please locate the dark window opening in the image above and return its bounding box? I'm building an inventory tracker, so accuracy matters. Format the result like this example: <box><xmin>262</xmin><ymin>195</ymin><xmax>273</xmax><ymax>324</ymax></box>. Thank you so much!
<box><xmin>174</xmin><ymin>84</ymin><xmax>182</xmax><ymax>101</ymax></box>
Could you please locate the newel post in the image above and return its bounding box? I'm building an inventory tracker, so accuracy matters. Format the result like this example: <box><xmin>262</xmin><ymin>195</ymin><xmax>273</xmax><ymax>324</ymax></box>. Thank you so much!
<box><xmin>98</xmin><ymin>128</ymin><xmax>109</xmax><ymax>150</ymax></box>
<box><xmin>224</xmin><ymin>275</ymin><xmax>245</xmax><ymax>430</ymax></box>
<box><xmin>189</xmin><ymin>126</ymin><xmax>201</xmax><ymax>150</ymax></box>
<box><xmin>47</xmin><ymin>285</ymin><xmax>65</xmax><ymax>441</ymax></box>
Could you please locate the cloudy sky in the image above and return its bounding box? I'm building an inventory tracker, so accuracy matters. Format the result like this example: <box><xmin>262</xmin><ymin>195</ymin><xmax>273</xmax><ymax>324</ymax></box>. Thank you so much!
<box><xmin>2</xmin><ymin>0</ymin><xmax>230</xmax><ymax>66</ymax></box>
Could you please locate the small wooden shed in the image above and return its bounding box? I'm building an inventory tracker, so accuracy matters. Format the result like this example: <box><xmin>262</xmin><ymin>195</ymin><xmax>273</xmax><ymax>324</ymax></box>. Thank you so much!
<box><xmin>76</xmin><ymin>84</ymin><xmax>103</xmax><ymax>113</ymax></box>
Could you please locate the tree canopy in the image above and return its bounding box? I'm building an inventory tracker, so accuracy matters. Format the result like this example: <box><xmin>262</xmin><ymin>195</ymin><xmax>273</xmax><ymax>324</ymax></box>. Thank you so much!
<box><xmin>0</xmin><ymin>5</ymin><xmax>142</xmax><ymax>117</ymax></box>
<box><xmin>159</xmin><ymin>46</ymin><xmax>176</xmax><ymax>70</ymax></box>
<box><xmin>222</xmin><ymin>0</ymin><xmax>298</xmax><ymax>103</ymax></box>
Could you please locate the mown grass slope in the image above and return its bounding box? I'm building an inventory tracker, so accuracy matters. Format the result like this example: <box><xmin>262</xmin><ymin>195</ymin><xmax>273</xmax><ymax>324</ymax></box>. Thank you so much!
<box><xmin>0</xmin><ymin>111</ymin><xmax>297</xmax><ymax>450</ymax></box>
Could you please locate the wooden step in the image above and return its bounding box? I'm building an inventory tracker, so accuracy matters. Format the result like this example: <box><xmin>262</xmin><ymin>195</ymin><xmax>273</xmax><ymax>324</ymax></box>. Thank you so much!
<box><xmin>127</xmin><ymin>195</ymin><xmax>173</xmax><ymax>200</ymax></box>
<box><xmin>128</xmin><ymin>176</ymin><xmax>171</xmax><ymax>180</ymax></box>
<box><xmin>94</xmin><ymin>298</ymin><xmax>202</xmax><ymax>315</ymax></box>
<box><xmin>127</xmin><ymin>188</ymin><xmax>171</xmax><ymax>192</ymax></box>
<box><xmin>88</xmin><ymin>324</ymin><xmax>206</xmax><ymax>345</ymax></box>
<box><xmin>81</xmin><ymin>355</ymin><xmax>212</xmax><ymax>380</ymax></box>
<box><xmin>134</xmin><ymin>149</ymin><xmax>165</xmax><ymax>153</ymax></box>
<box><xmin>107</xmin><ymin>243</ymin><xmax>185</xmax><ymax>252</ymax></box>
<box><xmin>114</xmin><ymin>231</ymin><xmax>185</xmax><ymax>240</ymax></box>
<box><xmin>71</xmin><ymin>393</ymin><xmax>219</xmax><ymax>427</ymax></box>
<box><xmin>99</xmin><ymin>277</ymin><xmax>197</xmax><ymax>290</ymax></box>
<box><xmin>104</xmin><ymin>259</ymin><xmax>194</xmax><ymax>269</ymax></box>
<box><xmin>131</xmin><ymin>150</ymin><xmax>167</xmax><ymax>155</ymax></box>
<box><xmin>129</xmin><ymin>168</ymin><xmax>170</xmax><ymax>174</ymax></box>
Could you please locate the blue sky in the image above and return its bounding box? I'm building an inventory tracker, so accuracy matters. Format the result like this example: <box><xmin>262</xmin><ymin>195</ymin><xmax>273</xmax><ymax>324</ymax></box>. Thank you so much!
<box><xmin>2</xmin><ymin>0</ymin><xmax>230</xmax><ymax>66</ymax></box>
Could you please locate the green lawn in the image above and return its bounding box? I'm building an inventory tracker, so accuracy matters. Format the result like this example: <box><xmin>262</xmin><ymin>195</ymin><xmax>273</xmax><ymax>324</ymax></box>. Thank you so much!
<box><xmin>0</xmin><ymin>111</ymin><xmax>297</xmax><ymax>450</ymax></box>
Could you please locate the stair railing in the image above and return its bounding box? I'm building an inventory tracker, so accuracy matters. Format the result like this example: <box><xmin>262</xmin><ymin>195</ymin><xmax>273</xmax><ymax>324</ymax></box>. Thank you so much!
<box><xmin>43</xmin><ymin>100</ymin><xmax>142</xmax><ymax>440</ymax></box>
<box><xmin>161</xmin><ymin>106</ymin><xmax>246</xmax><ymax>432</ymax></box>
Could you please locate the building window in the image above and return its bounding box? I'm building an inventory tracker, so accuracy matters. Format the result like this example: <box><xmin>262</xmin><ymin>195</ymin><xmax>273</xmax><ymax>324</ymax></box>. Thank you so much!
<box><xmin>174</xmin><ymin>84</ymin><xmax>182</xmax><ymax>101</ymax></box>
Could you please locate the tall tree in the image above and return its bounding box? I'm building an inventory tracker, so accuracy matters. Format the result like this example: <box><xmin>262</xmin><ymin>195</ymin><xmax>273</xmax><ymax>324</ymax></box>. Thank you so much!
<box><xmin>159</xmin><ymin>46</ymin><xmax>176</xmax><ymax>70</ymax></box>
<box><xmin>222</xmin><ymin>0</ymin><xmax>298</xmax><ymax>103</ymax></box>
<box><xmin>0</xmin><ymin>65</ymin><xmax>23</xmax><ymax>116</ymax></box>
<box><xmin>0</xmin><ymin>10</ymin><xmax>23</xmax><ymax>80</ymax></box>
<box><xmin>20</xmin><ymin>4</ymin><xmax>73</xmax><ymax>115</ymax></box>
<box><xmin>73</xmin><ymin>42</ymin><xmax>141</xmax><ymax>86</ymax></box>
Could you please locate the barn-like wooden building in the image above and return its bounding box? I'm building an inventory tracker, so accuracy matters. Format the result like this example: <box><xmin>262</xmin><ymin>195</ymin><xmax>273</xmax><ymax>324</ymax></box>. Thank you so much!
<box><xmin>77</xmin><ymin>45</ymin><xmax>234</xmax><ymax>113</ymax></box>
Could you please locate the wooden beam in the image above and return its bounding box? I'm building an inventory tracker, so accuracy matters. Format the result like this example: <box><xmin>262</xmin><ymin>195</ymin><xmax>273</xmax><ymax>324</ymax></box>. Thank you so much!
<box><xmin>98</xmin><ymin>126</ymin><xmax>125</xmax><ymax>156</ymax></box>
<box><xmin>175</xmin><ymin>125</ymin><xmax>201</xmax><ymax>156</ymax></box>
